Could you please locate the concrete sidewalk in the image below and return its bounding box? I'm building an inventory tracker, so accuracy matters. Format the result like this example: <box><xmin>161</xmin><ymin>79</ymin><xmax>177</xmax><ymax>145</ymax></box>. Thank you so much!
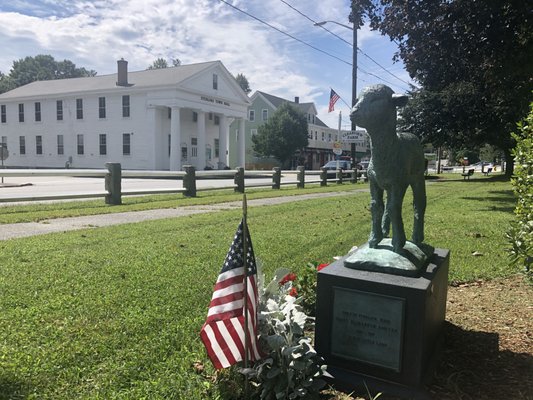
<box><xmin>0</xmin><ymin>189</ymin><xmax>368</xmax><ymax>241</ymax></box>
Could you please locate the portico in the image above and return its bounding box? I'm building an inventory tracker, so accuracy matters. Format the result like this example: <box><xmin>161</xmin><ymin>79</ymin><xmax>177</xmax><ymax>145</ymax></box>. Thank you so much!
<box><xmin>0</xmin><ymin>60</ymin><xmax>250</xmax><ymax>171</ymax></box>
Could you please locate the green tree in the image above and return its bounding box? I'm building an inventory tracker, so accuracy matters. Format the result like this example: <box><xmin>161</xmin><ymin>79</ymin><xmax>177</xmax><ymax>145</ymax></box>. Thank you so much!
<box><xmin>235</xmin><ymin>73</ymin><xmax>251</xmax><ymax>94</ymax></box>
<box><xmin>252</xmin><ymin>102</ymin><xmax>308</xmax><ymax>168</ymax></box>
<box><xmin>353</xmin><ymin>0</ymin><xmax>533</xmax><ymax>176</ymax></box>
<box><xmin>0</xmin><ymin>55</ymin><xmax>96</xmax><ymax>93</ymax></box>
<box><xmin>147</xmin><ymin>58</ymin><xmax>181</xmax><ymax>69</ymax></box>
<box><xmin>147</xmin><ymin>58</ymin><xmax>169</xmax><ymax>69</ymax></box>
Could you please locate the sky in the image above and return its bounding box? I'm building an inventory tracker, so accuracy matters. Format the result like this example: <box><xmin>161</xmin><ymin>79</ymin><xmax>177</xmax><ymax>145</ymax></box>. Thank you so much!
<box><xmin>0</xmin><ymin>0</ymin><xmax>415</xmax><ymax>130</ymax></box>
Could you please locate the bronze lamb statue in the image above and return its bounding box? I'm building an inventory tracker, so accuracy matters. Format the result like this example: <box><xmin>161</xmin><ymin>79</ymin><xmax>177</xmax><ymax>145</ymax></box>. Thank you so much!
<box><xmin>351</xmin><ymin>84</ymin><xmax>426</xmax><ymax>254</ymax></box>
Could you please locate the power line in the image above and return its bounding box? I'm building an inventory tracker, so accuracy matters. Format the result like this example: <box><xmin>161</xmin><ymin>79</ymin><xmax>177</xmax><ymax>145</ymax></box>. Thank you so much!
<box><xmin>278</xmin><ymin>0</ymin><xmax>415</xmax><ymax>89</ymax></box>
<box><xmin>217</xmin><ymin>0</ymin><xmax>352</xmax><ymax>66</ymax></box>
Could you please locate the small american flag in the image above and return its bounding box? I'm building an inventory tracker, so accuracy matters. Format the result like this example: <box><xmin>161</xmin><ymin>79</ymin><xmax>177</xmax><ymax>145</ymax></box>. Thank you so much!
<box><xmin>328</xmin><ymin>89</ymin><xmax>340</xmax><ymax>113</ymax></box>
<box><xmin>200</xmin><ymin>219</ymin><xmax>261</xmax><ymax>369</ymax></box>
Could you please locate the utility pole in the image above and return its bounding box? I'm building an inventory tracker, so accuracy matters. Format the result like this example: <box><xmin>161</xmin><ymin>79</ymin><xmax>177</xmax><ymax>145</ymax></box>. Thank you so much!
<box><xmin>351</xmin><ymin>1</ymin><xmax>358</xmax><ymax>165</ymax></box>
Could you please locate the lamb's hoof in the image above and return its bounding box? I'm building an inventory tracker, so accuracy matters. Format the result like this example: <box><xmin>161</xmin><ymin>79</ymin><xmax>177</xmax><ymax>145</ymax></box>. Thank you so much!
<box><xmin>369</xmin><ymin>237</ymin><xmax>382</xmax><ymax>248</ymax></box>
<box><xmin>392</xmin><ymin>240</ymin><xmax>406</xmax><ymax>254</ymax></box>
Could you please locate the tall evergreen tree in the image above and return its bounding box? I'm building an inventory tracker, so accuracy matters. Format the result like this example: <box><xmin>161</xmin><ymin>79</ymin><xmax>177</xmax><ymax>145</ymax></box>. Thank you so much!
<box><xmin>235</xmin><ymin>73</ymin><xmax>251</xmax><ymax>94</ymax></box>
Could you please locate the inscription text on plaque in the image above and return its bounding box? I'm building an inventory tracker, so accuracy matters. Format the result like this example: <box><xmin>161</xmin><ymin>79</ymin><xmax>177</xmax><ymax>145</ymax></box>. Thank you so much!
<box><xmin>331</xmin><ymin>287</ymin><xmax>405</xmax><ymax>372</ymax></box>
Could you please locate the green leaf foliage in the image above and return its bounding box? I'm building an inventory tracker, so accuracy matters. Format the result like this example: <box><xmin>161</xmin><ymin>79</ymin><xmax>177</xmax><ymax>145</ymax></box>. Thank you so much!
<box><xmin>252</xmin><ymin>102</ymin><xmax>309</xmax><ymax>168</ymax></box>
<box><xmin>245</xmin><ymin>270</ymin><xmax>326</xmax><ymax>399</ymax></box>
<box><xmin>0</xmin><ymin>55</ymin><xmax>96</xmax><ymax>93</ymax></box>
<box><xmin>507</xmin><ymin>101</ymin><xmax>533</xmax><ymax>277</ymax></box>
<box><xmin>355</xmin><ymin>0</ymin><xmax>533</xmax><ymax>176</ymax></box>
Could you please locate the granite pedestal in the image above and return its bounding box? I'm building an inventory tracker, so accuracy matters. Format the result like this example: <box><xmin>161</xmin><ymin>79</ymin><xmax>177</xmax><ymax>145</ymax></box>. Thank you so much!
<box><xmin>315</xmin><ymin>248</ymin><xmax>449</xmax><ymax>399</ymax></box>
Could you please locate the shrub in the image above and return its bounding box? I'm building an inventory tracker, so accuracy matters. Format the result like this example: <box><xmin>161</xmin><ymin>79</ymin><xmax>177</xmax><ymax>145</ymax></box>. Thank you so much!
<box><xmin>242</xmin><ymin>269</ymin><xmax>327</xmax><ymax>399</ymax></box>
<box><xmin>507</xmin><ymin>101</ymin><xmax>533</xmax><ymax>278</ymax></box>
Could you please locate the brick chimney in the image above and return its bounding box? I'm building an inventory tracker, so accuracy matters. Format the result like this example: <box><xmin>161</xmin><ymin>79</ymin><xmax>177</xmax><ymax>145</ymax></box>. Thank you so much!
<box><xmin>116</xmin><ymin>58</ymin><xmax>128</xmax><ymax>86</ymax></box>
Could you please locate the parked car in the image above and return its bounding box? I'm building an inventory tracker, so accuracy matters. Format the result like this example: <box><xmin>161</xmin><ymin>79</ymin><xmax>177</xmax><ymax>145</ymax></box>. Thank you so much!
<box><xmin>321</xmin><ymin>160</ymin><xmax>352</xmax><ymax>178</ymax></box>
<box><xmin>356</xmin><ymin>160</ymin><xmax>370</xmax><ymax>171</ymax></box>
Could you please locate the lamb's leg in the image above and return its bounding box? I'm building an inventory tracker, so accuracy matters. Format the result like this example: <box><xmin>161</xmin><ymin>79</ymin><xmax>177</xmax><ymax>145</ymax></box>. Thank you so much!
<box><xmin>389</xmin><ymin>184</ymin><xmax>408</xmax><ymax>253</ymax></box>
<box><xmin>369</xmin><ymin>180</ymin><xmax>384</xmax><ymax>248</ymax></box>
<box><xmin>411</xmin><ymin>177</ymin><xmax>426</xmax><ymax>244</ymax></box>
<box><xmin>382</xmin><ymin>194</ymin><xmax>391</xmax><ymax>238</ymax></box>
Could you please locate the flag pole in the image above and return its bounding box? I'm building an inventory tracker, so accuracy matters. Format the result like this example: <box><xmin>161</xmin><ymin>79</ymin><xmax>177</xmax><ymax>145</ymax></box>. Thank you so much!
<box><xmin>242</xmin><ymin>194</ymin><xmax>250</xmax><ymax>368</ymax></box>
<box><xmin>242</xmin><ymin>194</ymin><xmax>251</xmax><ymax>398</ymax></box>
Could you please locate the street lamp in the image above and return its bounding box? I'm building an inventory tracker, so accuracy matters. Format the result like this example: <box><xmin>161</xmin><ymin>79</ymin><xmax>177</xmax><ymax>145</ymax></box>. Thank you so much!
<box><xmin>314</xmin><ymin>15</ymin><xmax>358</xmax><ymax>163</ymax></box>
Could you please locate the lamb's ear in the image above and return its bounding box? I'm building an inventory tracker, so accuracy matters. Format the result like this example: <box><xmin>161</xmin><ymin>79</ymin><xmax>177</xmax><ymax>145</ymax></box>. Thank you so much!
<box><xmin>392</xmin><ymin>94</ymin><xmax>408</xmax><ymax>107</ymax></box>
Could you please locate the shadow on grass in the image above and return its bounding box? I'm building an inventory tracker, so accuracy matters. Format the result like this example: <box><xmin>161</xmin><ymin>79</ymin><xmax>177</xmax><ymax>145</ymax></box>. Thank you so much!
<box><xmin>429</xmin><ymin>322</ymin><xmax>533</xmax><ymax>400</ymax></box>
<box><xmin>0</xmin><ymin>375</ymin><xmax>28</xmax><ymax>400</ymax></box>
<box><xmin>460</xmin><ymin>189</ymin><xmax>516</xmax><ymax>213</ymax></box>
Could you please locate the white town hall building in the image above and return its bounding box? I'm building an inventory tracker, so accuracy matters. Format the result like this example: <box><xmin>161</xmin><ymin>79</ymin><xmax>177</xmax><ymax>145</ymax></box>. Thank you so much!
<box><xmin>0</xmin><ymin>59</ymin><xmax>251</xmax><ymax>170</ymax></box>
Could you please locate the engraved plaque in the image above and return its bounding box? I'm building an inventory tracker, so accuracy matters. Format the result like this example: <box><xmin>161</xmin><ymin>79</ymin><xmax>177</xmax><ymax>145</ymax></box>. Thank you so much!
<box><xmin>331</xmin><ymin>287</ymin><xmax>405</xmax><ymax>372</ymax></box>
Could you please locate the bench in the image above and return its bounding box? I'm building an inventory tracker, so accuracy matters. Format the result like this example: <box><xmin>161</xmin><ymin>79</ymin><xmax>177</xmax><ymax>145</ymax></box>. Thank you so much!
<box><xmin>462</xmin><ymin>168</ymin><xmax>475</xmax><ymax>180</ymax></box>
<box><xmin>483</xmin><ymin>167</ymin><xmax>493</xmax><ymax>176</ymax></box>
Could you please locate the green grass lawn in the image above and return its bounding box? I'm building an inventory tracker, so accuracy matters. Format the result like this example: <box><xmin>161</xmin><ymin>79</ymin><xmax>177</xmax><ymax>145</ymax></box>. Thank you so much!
<box><xmin>0</xmin><ymin>175</ymin><xmax>520</xmax><ymax>399</ymax></box>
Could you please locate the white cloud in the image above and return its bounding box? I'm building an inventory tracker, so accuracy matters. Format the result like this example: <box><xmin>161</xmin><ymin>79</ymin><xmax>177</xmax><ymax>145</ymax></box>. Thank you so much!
<box><xmin>0</xmin><ymin>0</ymin><xmax>413</xmax><ymax>127</ymax></box>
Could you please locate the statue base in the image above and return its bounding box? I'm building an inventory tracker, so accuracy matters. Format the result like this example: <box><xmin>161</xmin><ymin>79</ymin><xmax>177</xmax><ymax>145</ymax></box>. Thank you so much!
<box><xmin>315</xmin><ymin>248</ymin><xmax>449</xmax><ymax>399</ymax></box>
<box><xmin>344</xmin><ymin>239</ymin><xmax>435</xmax><ymax>277</ymax></box>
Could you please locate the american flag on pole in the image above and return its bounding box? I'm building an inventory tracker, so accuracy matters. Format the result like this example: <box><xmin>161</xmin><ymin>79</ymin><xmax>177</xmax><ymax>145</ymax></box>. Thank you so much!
<box><xmin>328</xmin><ymin>88</ymin><xmax>340</xmax><ymax>113</ymax></box>
<box><xmin>200</xmin><ymin>219</ymin><xmax>262</xmax><ymax>369</ymax></box>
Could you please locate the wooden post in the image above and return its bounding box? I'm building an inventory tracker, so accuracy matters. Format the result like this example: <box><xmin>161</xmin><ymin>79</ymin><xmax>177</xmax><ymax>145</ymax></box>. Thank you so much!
<box><xmin>234</xmin><ymin>167</ymin><xmax>245</xmax><ymax>193</ymax></box>
<box><xmin>272</xmin><ymin>167</ymin><xmax>281</xmax><ymax>189</ymax></box>
<box><xmin>297</xmin><ymin>166</ymin><xmax>305</xmax><ymax>189</ymax></box>
<box><xmin>336</xmin><ymin>168</ymin><xmax>343</xmax><ymax>184</ymax></box>
<box><xmin>183</xmin><ymin>165</ymin><xmax>197</xmax><ymax>197</ymax></box>
<box><xmin>320</xmin><ymin>167</ymin><xmax>328</xmax><ymax>187</ymax></box>
<box><xmin>350</xmin><ymin>168</ymin><xmax>357</xmax><ymax>184</ymax></box>
<box><xmin>105</xmin><ymin>162</ymin><xmax>122</xmax><ymax>205</ymax></box>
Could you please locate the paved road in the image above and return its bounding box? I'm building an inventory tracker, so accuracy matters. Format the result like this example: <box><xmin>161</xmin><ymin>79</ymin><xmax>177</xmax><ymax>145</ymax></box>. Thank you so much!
<box><xmin>0</xmin><ymin>189</ymin><xmax>367</xmax><ymax>241</ymax></box>
<box><xmin>0</xmin><ymin>174</ymin><xmax>303</xmax><ymax>202</ymax></box>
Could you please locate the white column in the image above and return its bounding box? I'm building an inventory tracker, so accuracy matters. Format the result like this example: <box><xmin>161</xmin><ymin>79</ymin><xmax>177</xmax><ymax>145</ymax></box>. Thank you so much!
<box><xmin>218</xmin><ymin>115</ymin><xmax>228</xmax><ymax>169</ymax></box>
<box><xmin>169</xmin><ymin>107</ymin><xmax>181</xmax><ymax>171</ymax></box>
<box><xmin>238</xmin><ymin>118</ymin><xmax>246</xmax><ymax>167</ymax></box>
<box><xmin>197</xmin><ymin>111</ymin><xmax>206</xmax><ymax>170</ymax></box>
<box><xmin>147</xmin><ymin>107</ymin><xmax>158</xmax><ymax>169</ymax></box>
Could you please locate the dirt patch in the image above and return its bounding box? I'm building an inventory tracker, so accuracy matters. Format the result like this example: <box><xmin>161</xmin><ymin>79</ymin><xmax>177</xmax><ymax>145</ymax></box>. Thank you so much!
<box><xmin>325</xmin><ymin>275</ymin><xmax>533</xmax><ymax>399</ymax></box>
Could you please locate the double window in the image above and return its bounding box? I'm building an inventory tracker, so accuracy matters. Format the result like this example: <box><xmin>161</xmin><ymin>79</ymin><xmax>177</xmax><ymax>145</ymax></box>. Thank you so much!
<box><xmin>122</xmin><ymin>133</ymin><xmax>131</xmax><ymax>155</ymax></box>
<box><xmin>57</xmin><ymin>135</ymin><xmax>64</xmax><ymax>155</ymax></box>
<box><xmin>98</xmin><ymin>97</ymin><xmax>106</xmax><ymax>119</ymax></box>
<box><xmin>56</xmin><ymin>100</ymin><xmax>63</xmax><ymax>121</ymax></box>
<box><xmin>99</xmin><ymin>134</ymin><xmax>107</xmax><ymax>155</ymax></box>
<box><xmin>122</xmin><ymin>95</ymin><xmax>130</xmax><ymax>118</ymax></box>
<box><xmin>19</xmin><ymin>136</ymin><xmax>26</xmax><ymax>155</ymax></box>
<box><xmin>36</xmin><ymin>135</ymin><xmax>42</xmax><ymax>155</ymax></box>
<box><xmin>18</xmin><ymin>104</ymin><xmax>24</xmax><ymax>122</ymax></box>
<box><xmin>35</xmin><ymin>102</ymin><xmax>41</xmax><ymax>122</ymax></box>
<box><xmin>77</xmin><ymin>134</ymin><xmax>84</xmax><ymax>155</ymax></box>
<box><xmin>76</xmin><ymin>99</ymin><xmax>83</xmax><ymax>120</ymax></box>
<box><xmin>122</xmin><ymin>133</ymin><xmax>131</xmax><ymax>156</ymax></box>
